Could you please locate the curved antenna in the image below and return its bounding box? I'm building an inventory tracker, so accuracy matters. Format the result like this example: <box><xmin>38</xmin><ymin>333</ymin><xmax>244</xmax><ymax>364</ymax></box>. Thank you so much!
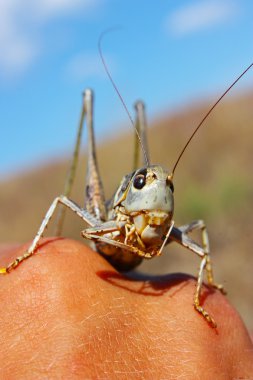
<box><xmin>98</xmin><ymin>28</ymin><xmax>150</xmax><ymax>167</ymax></box>
<box><xmin>171</xmin><ymin>62</ymin><xmax>253</xmax><ymax>177</ymax></box>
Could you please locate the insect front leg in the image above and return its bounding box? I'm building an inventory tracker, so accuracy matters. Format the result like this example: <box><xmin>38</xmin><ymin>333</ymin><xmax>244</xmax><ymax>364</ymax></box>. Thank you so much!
<box><xmin>82</xmin><ymin>221</ymin><xmax>147</xmax><ymax>257</ymax></box>
<box><xmin>169</xmin><ymin>221</ymin><xmax>225</xmax><ymax>327</ymax></box>
<box><xmin>82</xmin><ymin>221</ymin><xmax>147</xmax><ymax>271</ymax></box>
<box><xmin>0</xmin><ymin>196</ymin><xmax>98</xmax><ymax>274</ymax></box>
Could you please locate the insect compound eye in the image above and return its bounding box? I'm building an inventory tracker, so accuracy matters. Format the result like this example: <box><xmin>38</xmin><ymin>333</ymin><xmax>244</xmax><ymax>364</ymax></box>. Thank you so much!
<box><xmin>133</xmin><ymin>174</ymin><xmax>146</xmax><ymax>190</ymax></box>
<box><xmin>167</xmin><ymin>179</ymin><xmax>174</xmax><ymax>193</ymax></box>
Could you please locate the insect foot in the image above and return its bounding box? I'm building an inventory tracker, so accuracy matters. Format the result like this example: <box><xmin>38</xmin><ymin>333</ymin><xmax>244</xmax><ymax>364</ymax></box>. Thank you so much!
<box><xmin>0</xmin><ymin>250</ymin><xmax>32</xmax><ymax>274</ymax></box>
<box><xmin>194</xmin><ymin>302</ymin><xmax>217</xmax><ymax>329</ymax></box>
<box><xmin>211</xmin><ymin>283</ymin><xmax>227</xmax><ymax>295</ymax></box>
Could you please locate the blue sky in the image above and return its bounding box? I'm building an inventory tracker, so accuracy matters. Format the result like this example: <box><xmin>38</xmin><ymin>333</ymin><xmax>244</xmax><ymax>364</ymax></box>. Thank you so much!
<box><xmin>1</xmin><ymin>0</ymin><xmax>253</xmax><ymax>178</ymax></box>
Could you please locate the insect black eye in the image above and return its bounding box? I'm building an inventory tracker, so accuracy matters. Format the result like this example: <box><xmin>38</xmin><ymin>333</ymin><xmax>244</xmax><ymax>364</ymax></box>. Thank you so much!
<box><xmin>133</xmin><ymin>174</ymin><xmax>146</xmax><ymax>189</ymax></box>
<box><xmin>167</xmin><ymin>179</ymin><xmax>174</xmax><ymax>193</ymax></box>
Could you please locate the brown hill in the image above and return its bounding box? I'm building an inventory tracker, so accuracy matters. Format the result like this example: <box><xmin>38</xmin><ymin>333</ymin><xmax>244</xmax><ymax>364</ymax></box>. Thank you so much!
<box><xmin>0</xmin><ymin>90</ymin><xmax>253</xmax><ymax>331</ymax></box>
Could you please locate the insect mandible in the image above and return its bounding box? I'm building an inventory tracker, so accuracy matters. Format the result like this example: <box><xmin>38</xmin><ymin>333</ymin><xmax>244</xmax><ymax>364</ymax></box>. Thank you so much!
<box><xmin>1</xmin><ymin>34</ymin><xmax>252</xmax><ymax>328</ymax></box>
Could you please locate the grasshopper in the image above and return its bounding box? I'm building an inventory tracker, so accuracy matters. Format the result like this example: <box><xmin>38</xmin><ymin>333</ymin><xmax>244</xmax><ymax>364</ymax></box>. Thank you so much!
<box><xmin>0</xmin><ymin>49</ymin><xmax>252</xmax><ymax>328</ymax></box>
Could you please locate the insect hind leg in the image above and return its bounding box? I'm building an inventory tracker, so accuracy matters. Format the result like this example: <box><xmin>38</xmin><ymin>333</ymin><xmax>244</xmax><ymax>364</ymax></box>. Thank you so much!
<box><xmin>188</xmin><ymin>220</ymin><xmax>226</xmax><ymax>327</ymax></box>
<box><xmin>132</xmin><ymin>101</ymin><xmax>150</xmax><ymax>170</ymax></box>
<box><xmin>170</xmin><ymin>220</ymin><xmax>225</xmax><ymax>327</ymax></box>
<box><xmin>197</xmin><ymin>220</ymin><xmax>225</xmax><ymax>294</ymax></box>
<box><xmin>178</xmin><ymin>220</ymin><xmax>225</xmax><ymax>292</ymax></box>
<box><xmin>0</xmin><ymin>196</ymin><xmax>97</xmax><ymax>274</ymax></box>
<box><xmin>193</xmin><ymin>254</ymin><xmax>218</xmax><ymax>327</ymax></box>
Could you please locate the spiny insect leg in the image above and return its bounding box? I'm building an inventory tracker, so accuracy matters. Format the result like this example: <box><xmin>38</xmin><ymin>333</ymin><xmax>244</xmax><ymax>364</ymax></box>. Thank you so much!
<box><xmin>84</xmin><ymin>89</ymin><xmax>106</xmax><ymax>221</ymax></box>
<box><xmin>194</xmin><ymin>255</ymin><xmax>217</xmax><ymax>328</ymax></box>
<box><xmin>172</xmin><ymin>220</ymin><xmax>225</xmax><ymax>293</ymax></box>
<box><xmin>55</xmin><ymin>89</ymin><xmax>106</xmax><ymax>235</ymax></box>
<box><xmin>0</xmin><ymin>196</ymin><xmax>97</xmax><ymax>274</ymax></box>
<box><xmin>169</xmin><ymin>221</ymin><xmax>225</xmax><ymax>327</ymax></box>
<box><xmin>82</xmin><ymin>228</ymin><xmax>151</xmax><ymax>258</ymax></box>
<box><xmin>132</xmin><ymin>101</ymin><xmax>150</xmax><ymax>170</ymax></box>
<box><xmin>54</xmin><ymin>92</ymin><xmax>87</xmax><ymax>236</ymax></box>
<box><xmin>195</xmin><ymin>220</ymin><xmax>226</xmax><ymax>294</ymax></box>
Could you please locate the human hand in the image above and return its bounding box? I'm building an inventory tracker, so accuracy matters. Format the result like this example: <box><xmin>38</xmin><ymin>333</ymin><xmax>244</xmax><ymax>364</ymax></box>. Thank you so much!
<box><xmin>0</xmin><ymin>238</ymin><xmax>252</xmax><ymax>379</ymax></box>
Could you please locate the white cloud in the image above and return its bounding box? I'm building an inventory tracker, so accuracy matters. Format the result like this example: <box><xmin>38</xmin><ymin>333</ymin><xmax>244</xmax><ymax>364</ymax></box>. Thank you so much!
<box><xmin>166</xmin><ymin>0</ymin><xmax>237</xmax><ymax>37</ymax></box>
<box><xmin>0</xmin><ymin>0</ymin><xmax>100</xmax><ymax>80</ymax></box>
<box><xmin>0</xmin><ymin>36</ymin><xmax>38</xmax><ymax>78</ymax></box>
<box><xmin>34</xmin><ymin>0</ymin><xmax>95</xmax><ymax>20</ymax></box>
<box><xmin>65</xmin><ymin>52</ymin><xmax>116</xmax><ymax>82</ymax></box>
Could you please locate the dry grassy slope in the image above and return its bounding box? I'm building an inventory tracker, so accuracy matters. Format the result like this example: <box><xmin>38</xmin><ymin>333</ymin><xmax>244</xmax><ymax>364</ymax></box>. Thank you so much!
<box><xmin>1</xmin><ymin>91</ymin><xmax>253</xmax><ymax>331</ymax></box>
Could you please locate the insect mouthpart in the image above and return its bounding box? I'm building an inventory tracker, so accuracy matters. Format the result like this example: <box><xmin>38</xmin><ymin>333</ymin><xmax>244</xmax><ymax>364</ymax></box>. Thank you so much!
<box><xmin>133</xmin><ymin>210</ymin><xmax>171</xmax><ymax>229</ymax></box>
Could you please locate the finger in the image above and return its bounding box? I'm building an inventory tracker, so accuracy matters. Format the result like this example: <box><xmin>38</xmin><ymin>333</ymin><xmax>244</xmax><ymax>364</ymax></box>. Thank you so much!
<box><xmin>0</xmin><ymin>238</ymin><xmax>252</xmax><ymax>379</ymax></box>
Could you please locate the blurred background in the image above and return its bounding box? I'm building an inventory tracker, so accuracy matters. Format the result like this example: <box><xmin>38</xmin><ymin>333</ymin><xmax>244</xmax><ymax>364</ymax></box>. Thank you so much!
<box><xmin>0</xmin><ymin>1</ymin><xmax>253</xmax><ymax>331</ymax></box>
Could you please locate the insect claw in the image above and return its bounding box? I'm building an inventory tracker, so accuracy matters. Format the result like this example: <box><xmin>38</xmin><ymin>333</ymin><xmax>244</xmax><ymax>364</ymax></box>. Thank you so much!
<box><xmin>212</xmin><ymin>283</ymin><xmax>227</xmax><ymax>295</ymax></box>
<box><xmin>207</xmin><ymin>317</ymin><xmax>217</xmax><ymax>329</ymax></box>
<box><xmin>194</xmin><ymin>304</ymin><xmax>217</xmax><ymax>329</ymax></box>
<box><xmin>7</xmin><ymin>259</ymin><xmax>19</xmax><ymax>272</ymax></box>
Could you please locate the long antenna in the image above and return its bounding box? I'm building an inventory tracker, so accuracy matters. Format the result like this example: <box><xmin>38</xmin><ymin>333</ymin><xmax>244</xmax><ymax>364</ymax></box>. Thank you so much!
<box><xmin>98</xmin><ymin>28</ymin><xmax>150</xmax><ymax>167</ymax></box>
<box><xmin>171</xmin><ymin>62</ymin><xmax>253</xmax><ymax>176</ymax></box>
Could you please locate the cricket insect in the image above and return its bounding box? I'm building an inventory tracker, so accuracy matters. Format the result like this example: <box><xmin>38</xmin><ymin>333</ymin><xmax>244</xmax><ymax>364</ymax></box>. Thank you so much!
<box><xmin>1</xmin><ymin>36</ymin><xmax>252</xmax><ymax>328</ymax></box>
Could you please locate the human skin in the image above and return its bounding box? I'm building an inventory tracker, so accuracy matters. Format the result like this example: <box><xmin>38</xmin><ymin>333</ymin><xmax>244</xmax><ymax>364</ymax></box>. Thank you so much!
<box><xmin>0</xmin><ymin>238</ymin><xmax>252</xmax><ymax>379</ymax></box>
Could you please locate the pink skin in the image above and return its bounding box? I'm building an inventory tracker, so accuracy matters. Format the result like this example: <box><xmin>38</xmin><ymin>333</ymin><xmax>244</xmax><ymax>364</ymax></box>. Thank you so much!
<box><xmin>0</xmin><ymin>238</ymin><xmax>252</xmax><ymax>379</ymax></box>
